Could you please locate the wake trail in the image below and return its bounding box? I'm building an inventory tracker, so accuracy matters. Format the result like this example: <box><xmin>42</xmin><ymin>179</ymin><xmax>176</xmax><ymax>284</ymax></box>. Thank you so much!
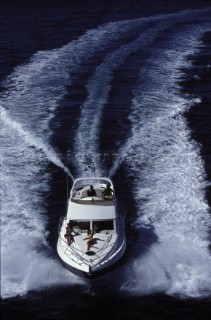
<box><xmin>74</xmin><ymin>7</ymin><xmax>211</xmax><ymax>178</ymax></box>
<box><xmin>74</xmin><ymin>21</ymin><xmax>172</xmax><ymax>176</ymax></box>
<box><xmin>1</xmin><ymin>7</ymin><xmax>210</xmax><ymax>299</ymax></box>
<box><xmin>0</xmin><ymin>106</ymin><xmax>74</xmax><ymax>180</ymax></box>
<box><xmin>114</xmin><ymin>23</ymin><xmax>211</xmax><ymax>297</ymax></box>
<box><xmin>109</xmin><ymin>22</ymin><xmax>211</xmax><ymax>178</ymax></box>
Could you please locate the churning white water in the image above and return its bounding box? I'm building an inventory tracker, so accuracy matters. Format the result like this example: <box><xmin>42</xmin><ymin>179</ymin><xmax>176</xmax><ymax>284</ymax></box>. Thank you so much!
<box><xmin>114</xmin><ymin>24</ymin><xmax>211</xmax><ymax>297</ymax></box>
<box><xmin>1</xmin><ymin>8</ymin><xmax>211</xmax><ymax>298</ymax></box>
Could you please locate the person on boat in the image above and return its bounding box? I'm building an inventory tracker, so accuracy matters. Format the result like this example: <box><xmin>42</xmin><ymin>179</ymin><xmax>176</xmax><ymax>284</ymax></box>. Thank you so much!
<box><xmin>87</xmin><ymin>185</ymin><xmax>97</xmax><ymax>197</ymax></box>
<box><xmin>83</xmin><ymin>229</ymin><xmax>98</xmax><ymax>251</ymax></box>
<box><xmin>64</xmin><ymin>222</ymin><xmax>74</xmax><ymax>246</ymax></box>
<box><xmin>102</xmin><ymin>183</ymin><xmax>114</xmax><ymax>199</ymax></box>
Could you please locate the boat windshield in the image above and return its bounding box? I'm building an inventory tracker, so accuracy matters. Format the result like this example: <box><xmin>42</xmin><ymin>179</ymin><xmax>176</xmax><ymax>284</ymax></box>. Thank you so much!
<box><xmin>71</xmin><ymin>178</ymin><xmax>114</xmax><ymax>202</ymax></box>
<box><xmin>73</xmin><ymin>178</ymin><xmax>112</xmax><ymax>188</ymax></box>
<box><xmin>69</xmin><ymin>219</ymin><xmax>115</xmax><ymax>234</ymax></box>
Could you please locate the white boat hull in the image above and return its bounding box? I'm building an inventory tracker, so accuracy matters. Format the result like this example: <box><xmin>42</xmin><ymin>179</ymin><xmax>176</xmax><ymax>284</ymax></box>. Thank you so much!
<box><xmin>57</xmin><ymin>177</ymin><xmax>126</xmax><ymax>277</ymax></box>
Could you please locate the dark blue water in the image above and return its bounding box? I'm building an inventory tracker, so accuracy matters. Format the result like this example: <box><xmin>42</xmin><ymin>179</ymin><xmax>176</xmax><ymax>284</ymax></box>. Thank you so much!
<box><xmin>1</xmin><ymin>1</ymin><xmax>211</xmax><ymax>319</ymax></box>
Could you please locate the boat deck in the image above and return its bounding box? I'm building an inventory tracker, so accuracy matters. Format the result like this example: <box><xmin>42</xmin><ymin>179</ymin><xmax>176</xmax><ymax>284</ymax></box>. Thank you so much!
<box><xmin>61</xmin><ymin>230</ymin><xmax>117</xmax><ymax>266</ymax></box>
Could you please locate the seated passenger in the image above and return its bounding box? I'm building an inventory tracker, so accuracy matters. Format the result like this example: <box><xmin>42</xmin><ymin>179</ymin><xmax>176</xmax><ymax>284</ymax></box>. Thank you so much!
<box><xmin>87</xmin><ymin>185</ymin><xmax>97</xmax><ymax>197</ymax></box>
<box><xmin>102</xmin><ymin>183</ymin><xmax>114</xmax><ymax>199</ymax></box>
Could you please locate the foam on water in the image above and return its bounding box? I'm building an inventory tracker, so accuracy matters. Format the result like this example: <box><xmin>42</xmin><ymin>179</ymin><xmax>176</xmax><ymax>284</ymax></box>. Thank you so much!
<box><xmin>1</xmin><ymin>7</ymin><xmax>211</xmax><ymax>298</ymax></box>
<box><xmin>0</xmin><ymin>15</ymin><xmax>154</xmax><ymax>141</ymax></box>
<box><xmin>1</xmin><ymin>14</ymin><xmax>155</xmax><ymax>299</ymax></box>
<box><xmin>73</xmin><ymin>8</ymin><xmax>211</xmax><ymax>177</ymax></box>
<box><xmin>114</xmin><ymin>24</ymin><xmax>211</xmax><ymax>297</ymax></box>
<box><xmin>0</xmin><ymin>118</ymin><xmax>84</xmax><ymax>299</ymax></box>
<box><xmin>121</xmin><ymin>236</ymin><xmax>211</xmax><ymax>297</ymax></box>
<box><xmin>74</xmin><ymin>21</ymin><xmax>173</xmax><ymax>176</ymax></box>
<box><xmin>0</xmin><ymin>107</ymin><xmax>72</xmax><ymax>178</ymax></box>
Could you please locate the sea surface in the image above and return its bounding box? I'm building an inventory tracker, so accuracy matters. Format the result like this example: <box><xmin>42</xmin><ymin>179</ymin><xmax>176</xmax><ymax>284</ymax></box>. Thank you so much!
<box><xmin>1</xmin><ymin>1</ymin><xmax>211</xmax><ymax>319</ymax></box>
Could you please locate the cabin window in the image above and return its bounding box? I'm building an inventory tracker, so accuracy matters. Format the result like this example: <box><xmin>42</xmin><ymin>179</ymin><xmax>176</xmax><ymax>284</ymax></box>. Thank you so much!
<box><xmin>68</xmin><ymin>219</ymin><xmax>115</xmax><ymax>233</ymax></box>
<box><xmin>70</xmin><ymin>220</ymin><xmax>90</xmax><ymax>232</ymax></box>
<box><xmin>93</xmin><ymin>220</ymin><xmax>114</xmax><ymax>232</ymax></box>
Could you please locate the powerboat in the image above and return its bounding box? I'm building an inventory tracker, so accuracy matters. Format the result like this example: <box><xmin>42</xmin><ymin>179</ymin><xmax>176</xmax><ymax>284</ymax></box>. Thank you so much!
<box><xmin>57</xmin><ymin>177</ymin><xmax>126</xmax><ymax>277</ymax></box>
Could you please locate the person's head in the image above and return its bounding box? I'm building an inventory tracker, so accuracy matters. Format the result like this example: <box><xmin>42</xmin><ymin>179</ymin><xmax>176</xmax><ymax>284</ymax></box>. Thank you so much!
<box><xmin>90</xmin><ymin>185</ymin><xmax>94</xmax><ymax>190</ymax></box>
